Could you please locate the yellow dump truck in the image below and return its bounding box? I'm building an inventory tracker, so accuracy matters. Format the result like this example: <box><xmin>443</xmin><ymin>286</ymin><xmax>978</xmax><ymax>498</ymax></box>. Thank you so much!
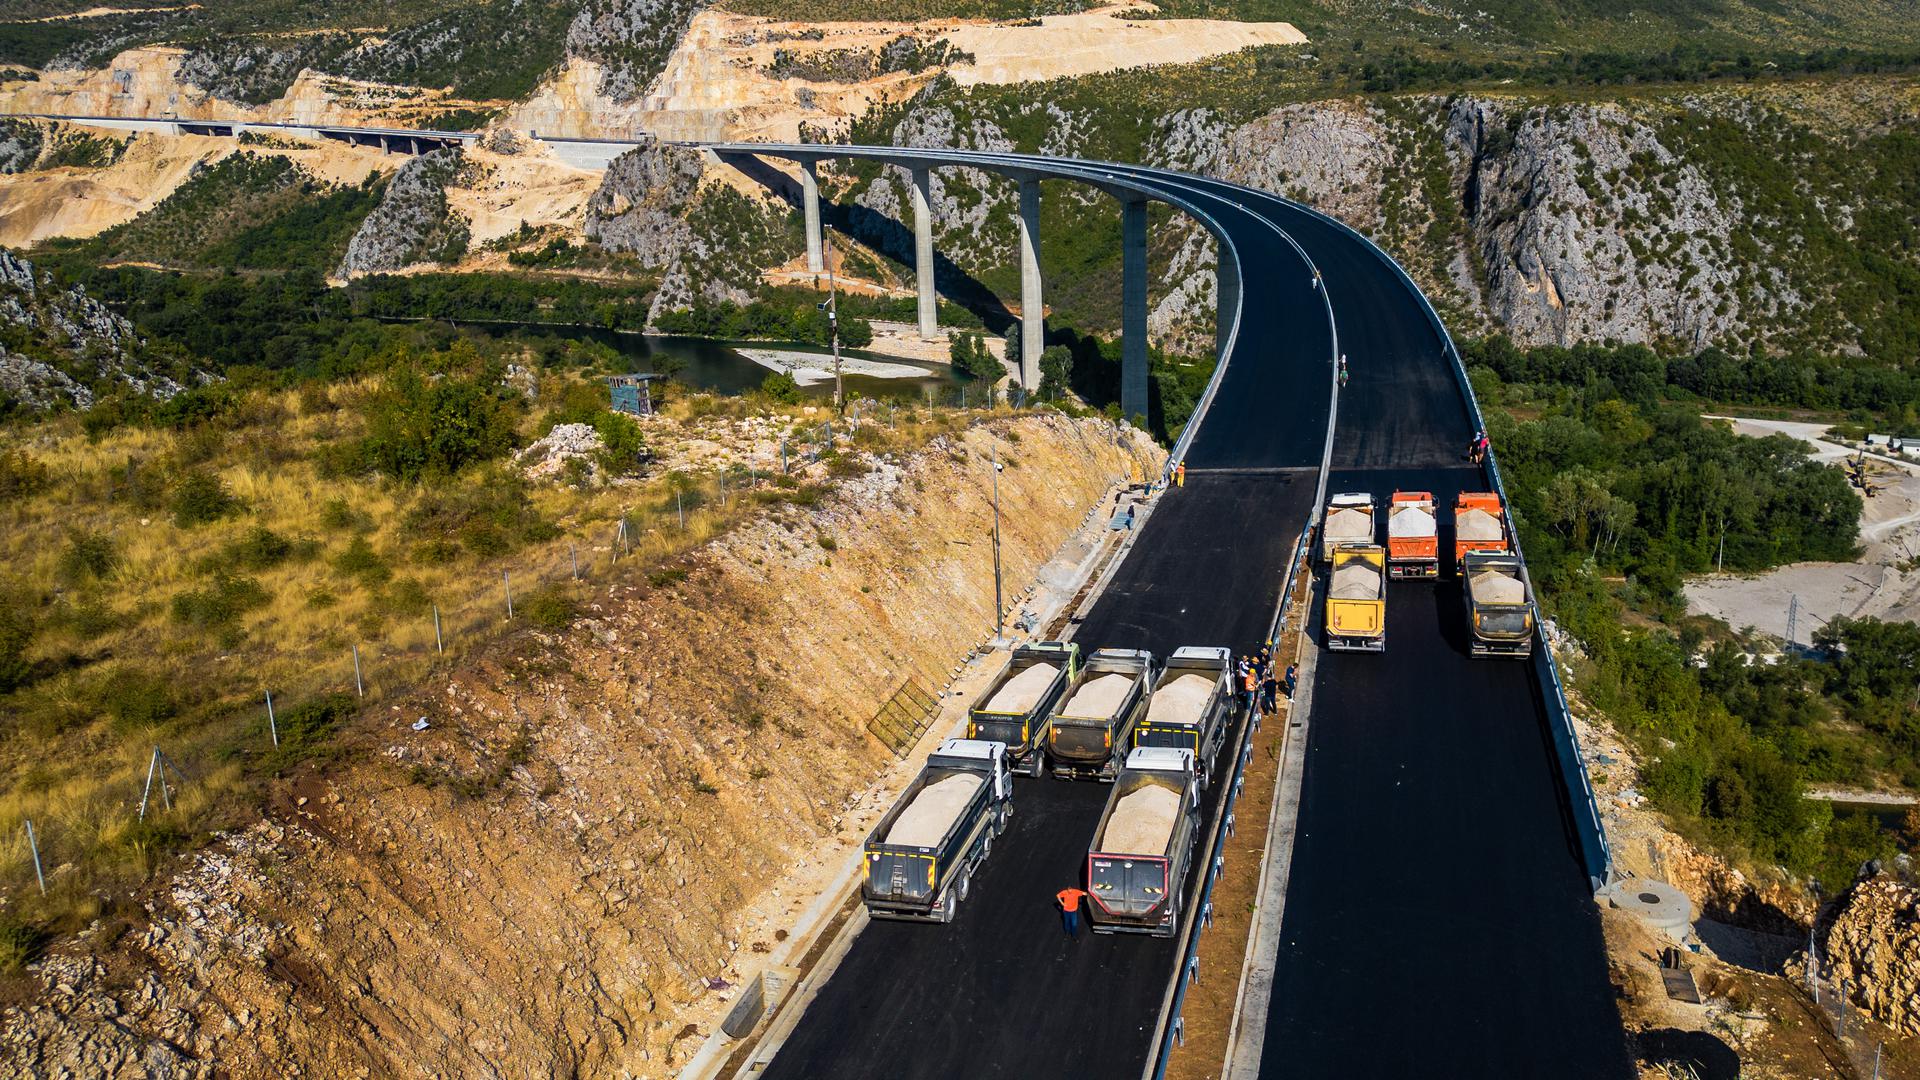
<box><xmin>1325</xmin><ymin>544</ymin><xmax>1386</xmax><ymax>652</ymax></box>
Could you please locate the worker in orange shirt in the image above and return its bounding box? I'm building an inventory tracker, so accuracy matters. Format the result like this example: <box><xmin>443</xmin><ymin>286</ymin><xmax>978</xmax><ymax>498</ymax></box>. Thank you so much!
<box><xmin>1057</xmin><ymin>885</ymin><xmax>1088</xmax><ymax>938</ymax></box>
<box><xmin>1173</xmin><ymin>460</ymin><xmax>1186</xmax><ymax>487</ymax></box>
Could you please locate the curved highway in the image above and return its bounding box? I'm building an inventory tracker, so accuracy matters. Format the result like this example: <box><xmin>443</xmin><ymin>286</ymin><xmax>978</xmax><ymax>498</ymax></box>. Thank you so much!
<box><xmin>715</xmin><ymin>147</ymin><xmax>1634</xmax><ymax>1079</ymax></box>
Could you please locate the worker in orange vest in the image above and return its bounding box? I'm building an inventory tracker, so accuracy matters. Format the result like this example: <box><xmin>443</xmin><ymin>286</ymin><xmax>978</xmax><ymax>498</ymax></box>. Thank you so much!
<box><xmin>1056</xmin><ymin>885</ymin><xmax>1088</xmax><ymax>938</ymax></box>
<box><xmin>1243</xmin><ymin>664</ymin><xmax>1262</xmax><ymax>719</ymax></box>
<box><xmin>1173</xmin><ymin>460</ymin><xmax>1186</xmax><ymax>487</ymax></box>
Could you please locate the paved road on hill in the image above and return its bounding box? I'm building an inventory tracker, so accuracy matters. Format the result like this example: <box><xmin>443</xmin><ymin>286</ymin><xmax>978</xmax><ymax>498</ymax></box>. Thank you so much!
<box><xmin>750</xmin><ymin>152</ymin><xmax>1632</xmax><ymax>1079</ymax></box>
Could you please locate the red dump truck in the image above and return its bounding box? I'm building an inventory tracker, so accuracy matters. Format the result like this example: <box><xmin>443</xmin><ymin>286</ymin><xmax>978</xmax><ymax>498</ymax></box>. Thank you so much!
<box><xmin>1387</xmin><ymin>490</ymin><xmax>1439</xmax><ymax>579</ymax></box>
<box><xmin>1453</xmin><ymin>492</ymin><xmax>1511</xmax><ymax>568</ymax></box>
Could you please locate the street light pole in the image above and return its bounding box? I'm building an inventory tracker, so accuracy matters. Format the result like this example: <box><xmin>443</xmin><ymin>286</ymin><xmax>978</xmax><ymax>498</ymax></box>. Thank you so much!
<box><xmin>992</xmin><ymin>447</ymin><xmax>1004</xmax><ymax>633</ymax></box>
<box><xmin>826</xmin><ymin>223</ymin><xmax>844</xmax><ymax>417</ymax></box>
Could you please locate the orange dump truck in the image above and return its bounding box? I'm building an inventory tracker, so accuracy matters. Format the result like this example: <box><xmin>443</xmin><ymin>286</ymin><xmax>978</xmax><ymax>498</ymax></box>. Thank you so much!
<box><xmin>1387</xmin><ymin>491</ymin><xmax>1439</xmax><ymax>579</ymax></box>
<box><xmin>1454</xmin><ymin>492</ymin><xmax>1511</xmax><ymax>568</ymax></box>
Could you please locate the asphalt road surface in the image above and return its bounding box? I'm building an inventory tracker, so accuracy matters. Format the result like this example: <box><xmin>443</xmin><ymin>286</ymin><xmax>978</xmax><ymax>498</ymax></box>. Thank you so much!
<box><xmin>754</xmin><ymin>154</ymin><xmax>1632</xmax><ymax>1079</ymax></box>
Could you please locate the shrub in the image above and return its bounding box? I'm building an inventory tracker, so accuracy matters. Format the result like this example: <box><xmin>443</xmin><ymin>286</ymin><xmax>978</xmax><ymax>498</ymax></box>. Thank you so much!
<box><xmin>0</xmin><ymin>586</ymin><xmax>36</xmax><ymax>693</ymax></box>
<box><xmin>55</xmin><ymin>529</ymin><xmax>118</xmax><ymax>585</ymax></box>
<box><xmin>224</xmin><ymin>525</ymin><xmax>309</xmax><ymax>571</ymax></box>
<box><xmin>333</xmin><ymin>537</ymin><xmax>391</xmax><ymax>584</ymax></box>
<box><xmin>97</xmin><ymin>666</ymin><xmax>178</xmax><ymax>732</ymax></box>
<box><xmin>265</xmin><ymin>692</ymin><xmax>356</xmax><ymax>767</ymax></box>
<box><xmin>0</xmin><ymin>448</ymin><xmax>48</xmax><ymax>504</ymax></box>
<box><xmin>170</xmin><ymin>573</ymin><xmax>270</xmax><ymax>632</ymax></box>
<box><xmin>169</xmin><ymin>471</ymin><xmax>239</xmax><ymax>527</ymax></box>
<box><xmin>358</xmin><ymin>350</ymin><xmax>522</xmax><ymax>482</ymax></box>
<box><xmin>521</xmin><ymin>585</ymin><xmax>577</xmax><ymax>630</ymax></box>
<box><xmin>319</xmin><ymin>497</ymin><xmax>369</xmax><ymax>533</ymax></box>
<box><xmin>381</xmin><ymin>576</ymin><xmax>432</xmax><ymax>617</ymax></box>
<box><xmin>0</xmin><ymin>917</ymin><xmax>47</xmax><ymax>974</ymax></box>
<box><xmin>762</xmin><ymin>371</ymin><xmax>803</xmax><ymax>404</ymax></box>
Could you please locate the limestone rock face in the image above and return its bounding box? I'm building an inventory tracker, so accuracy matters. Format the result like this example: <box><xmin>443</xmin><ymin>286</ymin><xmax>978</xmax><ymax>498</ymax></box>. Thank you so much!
<box><xmin>337</xmin><ymin>147</ymin><xmax>472</xmax><ymax>276</ymax></box>
<box><xmin>0</xmin><ymin>248</ymin><xmax>204</xmax><ymax>411</ymax></box>
<box><xmin>1814</xmin><ymin>875</ymin><xmax>1920</xmax><ymax>1036</ymax></box>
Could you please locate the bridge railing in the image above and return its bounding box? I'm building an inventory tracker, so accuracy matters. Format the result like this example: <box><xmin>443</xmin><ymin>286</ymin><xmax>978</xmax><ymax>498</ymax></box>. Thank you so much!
<box><xmin>1145</xmin><ymin>522</ymin><xmax>1315</xmax><ymax>1080</ymax></box>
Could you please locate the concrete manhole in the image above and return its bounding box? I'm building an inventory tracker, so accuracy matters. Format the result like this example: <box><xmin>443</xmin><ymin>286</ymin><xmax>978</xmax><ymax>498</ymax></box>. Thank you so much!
<box><xmin>1599</xmin><ymin>878</ymin><xmax>1694</xmax><ymax>942</ymax></box>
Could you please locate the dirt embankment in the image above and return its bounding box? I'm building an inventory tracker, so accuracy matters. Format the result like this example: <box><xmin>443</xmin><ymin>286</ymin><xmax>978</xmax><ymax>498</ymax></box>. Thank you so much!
<box><xmin>1</xmin><ymin>413</ymin><xmax>1160</xmax><ymax>1078</ymax></box>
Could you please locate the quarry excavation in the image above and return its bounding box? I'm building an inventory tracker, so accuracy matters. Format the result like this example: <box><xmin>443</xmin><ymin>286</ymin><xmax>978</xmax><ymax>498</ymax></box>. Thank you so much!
<box><xmin>10</xmin><ymin>3</ymin><xmax>1920</xmax><ymax>1074</ymax></box>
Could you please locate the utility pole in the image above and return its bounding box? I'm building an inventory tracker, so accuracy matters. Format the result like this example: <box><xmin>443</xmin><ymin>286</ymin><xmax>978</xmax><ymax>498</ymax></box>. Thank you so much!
<box><xmin>825</xmin><ymin>223</ymin><xmax>844</xmax><ymax>417</ymax></box>
<box><xmin>991</xmin><ymin>447</ymin><xmax>1004</xmax><ymax>634</ymax></box>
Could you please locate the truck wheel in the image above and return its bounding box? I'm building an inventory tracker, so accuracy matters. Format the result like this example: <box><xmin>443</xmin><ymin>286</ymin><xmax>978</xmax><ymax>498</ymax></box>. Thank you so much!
<box><xmin>957</xmin><ymin>870</ymin><xmax>972</xmax><ymax>904</ymax></box>
<box><xmin>982</xmin><ymin>832</ymin><xmax>993</xmax><ymax>859</ymax></box>
<box><xmin>995</xmin><ymin>805</ymin><xmax>1010</xmax><ymax>836</ymax></box>
<box><xmin>1028</xmin><ymin>752</ymin><xmax>1046</xmax><ymax>779</ymax></box>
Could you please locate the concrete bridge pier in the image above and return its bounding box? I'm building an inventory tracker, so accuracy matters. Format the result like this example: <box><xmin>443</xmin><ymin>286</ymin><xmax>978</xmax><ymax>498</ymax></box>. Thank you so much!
<box><xmin>801</xmin><ymin>160</ymin><xmax>823</xmax><ymax>274</ymax></box>
<box><xmin>1018</xmin><ymin>179</ymin><xmax>1044</xmax><ymax>390</ymax></box>
<box><xmin>910</xmin><ymin>166</ymin><xmax>937</xmax><ymax>340</ymax></box>
<box><xmin>1121</xmin><ymin>197</ymin><xmax>1149</xmax><ymax>425</ymax></box>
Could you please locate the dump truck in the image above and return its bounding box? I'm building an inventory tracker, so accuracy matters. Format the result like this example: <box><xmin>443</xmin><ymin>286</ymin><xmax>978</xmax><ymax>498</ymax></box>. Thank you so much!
<box><xmin>1326</xmin><ymin>544</ymin><xmax>1386</xmax><ymax>652</ymax></box>
<box><xmin>1047</xmin><ymin>648</ymin><xmax>1153</xmax><ymax>781</ymax></box>
<box><xmin>1086</xmin><ymin>747</ymin><xmax>1202</xmax><ymax>937</ymax></box>
<box><xmin>1454</xmin><ymin>492</ymin><xmax>1511</xmax><ymax>568</ymax></box>
<box><xmin>1387</xmin><ymin>490</ymin><xmax>1439</xmax><ymax>579</ymax></box>
<box><xmin>1463</xmin><ymin>552</ymin><xmax>1536</xmax><ymax>658</ymax></box>
<box><xmin>1320</xmin><ymin>492</ymin><xmax>1376</xmax><ymax>564</ymax></box>
<box><xmin>1132</xmin><ymin>647</ymin><xmax>1233</xmax><ymax>788</ymax></box>
<box><xmin>968</xmin><ymin>641</ymin><xmax>1077</xmax><ymax>778</ymax></box>
<box><xmin>861</xmin><ymin>739</ymin><xmax>1013</xmax><ymax>923</ymax></box>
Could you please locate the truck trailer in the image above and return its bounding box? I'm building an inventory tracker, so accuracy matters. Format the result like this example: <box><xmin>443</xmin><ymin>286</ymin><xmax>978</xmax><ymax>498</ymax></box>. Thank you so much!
<box><xmin>1387</xmin><ymin>490</ymin><xmax>1439</xmax><ymax>579</ymax></box>
<box><xmin>1087</xmin><ymin>747</ymin><xmax>1202</xmax><ymax>937</ymax></box>
<box><xmin>861</xmin><ymin>739</ymin><xmax>1013</xmax><ymax>923</ymax></box>
<box><xmin>968</xmin><ymin>641</ymin><xmax>1077</xmax><ymax>778</ymax></box>
<box><xmin>1048</xmin><ymin>648</ymin><xmax>1153</xmax><ymax>781</ymax></box>
<box><xmin>1454</xmin><ymin>492</ymin><xmax>1511</xmax><ymax>568</ymax></box>
<box><xmin>1320</xmin><ymin>492</ymin><xmax>1376</xmax><ymax>564</ymax></box>
<box><xmin>1326</xmin><ymin>544</ymin><xmax>1387</xmax><ymax>652</ymax></box>
<box><xmin>1463</xmin><ymin>552</ymin><xmax>1536</xmax><ymax>658</ymax></box>
<box><xmin>1132</xmin><ymin>646</ymin><xmax>1233</xmax><ymax>788</ymax></box>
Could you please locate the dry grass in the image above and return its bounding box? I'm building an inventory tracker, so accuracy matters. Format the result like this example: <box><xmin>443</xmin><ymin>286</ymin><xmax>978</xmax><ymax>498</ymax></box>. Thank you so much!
<box><xmin>0</xmin><ymin>373</ymin><xmax>1010</xmax><ymax>936</ymax></box>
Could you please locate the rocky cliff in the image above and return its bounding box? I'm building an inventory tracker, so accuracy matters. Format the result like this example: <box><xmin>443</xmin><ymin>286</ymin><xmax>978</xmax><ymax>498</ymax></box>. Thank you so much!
<box><xmin>1809</xmin><ymin>874</ymin><xmax>1920</xmax><ymax>1036</ymax></box>
<box><xmin>1</xmin><ymin>412</ymin><xmax>1159</xmax><ymax>1078</ymax></box>
<box><xmin>0</xmin><ymin>249</ymin><xmax>199</xmax><ymax>411</ymax></box>
<box><xmin>336</xmin><ymin>147</ymin><xmax>473</xmax><ymax>276</ymax></box>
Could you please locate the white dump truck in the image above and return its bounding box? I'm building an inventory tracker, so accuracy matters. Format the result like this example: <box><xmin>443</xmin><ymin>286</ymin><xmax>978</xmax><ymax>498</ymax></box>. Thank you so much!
<box><xmin>861</xmin><ymin>739</ymin><xmax>1013</xmax><ymax>923</ymax></box>
<box><xmin>1086</xmin><ymin>747</ymin><xmax>1201</xmax><ymax>937</ymax></box>
<box><xmin>1131</xmin><ymin>647</ymin><xmax>1233</xmax><ymax>789</ymax></box>
<box><xmin>967</xmin><ymin>642</ymin><xmax>1077</xmax><ymax>778</ymax></box>
<box><xmin>1320</xmin><ymin>492</ymin><xmax>1377</xmax><ymax>563</ymax></box>
<box><xmin>1047</xmin><ymin>648</ymin><xmax>1153</xmax><ymax>781</ymax></box>
<box><xmin>1463</xmin><ymin>551</ymin><xmax>1536</xmax><ymax>658</ymax></box>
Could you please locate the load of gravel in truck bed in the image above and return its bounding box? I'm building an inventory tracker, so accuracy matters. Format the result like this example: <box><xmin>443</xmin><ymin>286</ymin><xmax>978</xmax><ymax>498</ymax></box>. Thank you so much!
<box><xmin>1330</xmin><ymin>562</ymin><xmax>1382</xmax><ymax>599</ymax></box>
<box><xmin>1100</xmin><ymin>784</ymin><xmax>1182</xmax><ymax>856</ymax></box>
<box><xmin>884</xmin><ymin>773</ymin><xmax>985</xmax><ymax>847</ymax></box>
<box><xmin>1389</xmin><ymin>505</ymin><xmax>1435</xmax><ymax>536</ymax></box>
<box><xmin>1457</xmin><ymin>508</ymin><xmax>1504</xmax><ymax>541</ymax></box>
<box><xmin>1060</xmin><ymin>672</ymin><xmax>1133</xmax><ymax>719</ymax></box>
<box><xmin>1146</xmin><ymin>673</ymin><xmax>1215</xmax><ymax>726</ymax></box>
<box><xmin>1469</xmin><ymin>569</ymin><xmax>1526</xmax><ymax>605</ymax></box>
<box><xmin>1325</xmin><ymin>506</ymin><xmax>1373</xmax><ymax>541</ymax></box>
<box><xmin>983</xmin><ymin>661</ymin><xmax>1059</xmax><ymax>714</ymax></box>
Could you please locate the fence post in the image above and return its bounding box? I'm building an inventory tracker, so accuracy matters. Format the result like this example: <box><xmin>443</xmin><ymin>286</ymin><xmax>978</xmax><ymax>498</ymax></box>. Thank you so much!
<box><xmin>265</xmin><ymin>689</ymin><xmax>279</xmax><ymax>748</ymax></box>
<box><xmin>433</xmin><ymin>604</ymin><xmax>443</xmax><ymax>653</ymax></box>
<box><xmin>24</xmin><ymin>819</ymin><xmax>45</xmax><ymax>896</ymax></box>
<box><xmin>138</xmin><ymin>747</ymin><xmax>164</xmax><ymax>820</ymax></box>
<box><xmin>353</xmin><ymin>644</ymin><xmax>364</xmax><ymax>697</ymax></box>
<box><xmin>570</xmin><ymin>543</ymin><xmax>579</xmax><ymax>579</ymax></box>
<box><xmin>677</xmin><ymin>490</ymin><xmax>685</xmax><ymax>530</ymax></box>
<box><xmin>503</xmin><ymin>570</ymin><xmax>514</xmax><ymax>619</ymax></box>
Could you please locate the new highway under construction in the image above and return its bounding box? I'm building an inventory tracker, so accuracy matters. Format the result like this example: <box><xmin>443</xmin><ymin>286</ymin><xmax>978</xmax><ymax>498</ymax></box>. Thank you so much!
<box><xmin>727</xmin><ymin>150</ymin><xmax>1635</xmax><ymax>1079</ymax></box>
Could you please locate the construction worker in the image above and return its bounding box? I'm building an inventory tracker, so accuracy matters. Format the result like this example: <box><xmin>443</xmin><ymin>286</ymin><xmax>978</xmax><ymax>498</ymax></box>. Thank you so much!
<box><xmin>1261</xmin><ymin>665</ymin><xmax>1280</xmax><ymax>713</ymax></box>
<box><xmin>1056</xmin><ymin>885</ymin><xmax>1088</xmax><ymax>938</ymax></box>
<box><xmin>1337</xmin><ymin>354</ymin><xmax>1349</xmax><ymax>388</ymax></box>
<box><xmin>1174</xmin><ymin>460</ymin><xmax>1186</xmax><ymax>487</ymax></box>
<box><xmin>1243</xmin><ymin>662</ymin><xmax>1262</xmax><ymax>717</ymax></box>
<box><xmin>1284</xmin><ymin>663</ymin><xmax>1298</xmax><ymax>699</ymax></box>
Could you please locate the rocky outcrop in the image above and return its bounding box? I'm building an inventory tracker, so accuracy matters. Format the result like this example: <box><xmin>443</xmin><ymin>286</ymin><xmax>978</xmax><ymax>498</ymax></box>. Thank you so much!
<box><xmin>1810</xmin><ymin>875</ymin><xmax>1920</xmax><ymax>1035</ymax></box>
<box><xmin>0</xmin><ymin>248</ymin><xmax>199</xmax><ymax>411</ymax></box>
<box><xmin>583</xmin><ymin>142</ymin><xmax>703</xmax><ymax>266</ymax></box>
<box><xmin>566</xmin><ymin>0</ymin><xmax>705</xmax><ymax>104</ymax></box>
<box><xmin>336</xmin><ymin>147</ymin><xmax>472</xmax><ymax>276</ymax></box>
<box><xmin>3</xmin><ymin>414</ymin><xmax>1160</xmax><ymax>1078</ymax></box>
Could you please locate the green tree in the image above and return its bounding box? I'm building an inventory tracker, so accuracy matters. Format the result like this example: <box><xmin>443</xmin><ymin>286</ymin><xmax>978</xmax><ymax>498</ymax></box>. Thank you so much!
<box><xmin>358</xmin><ymin>347</ymin><xmax>522</xmax><ymax>482</ymax></box>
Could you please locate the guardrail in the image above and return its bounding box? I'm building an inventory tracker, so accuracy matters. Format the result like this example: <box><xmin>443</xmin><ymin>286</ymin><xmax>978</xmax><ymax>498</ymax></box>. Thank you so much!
<box><xmin>1310</xmin><ymin>217</ymin><xmax>1614</xmax><ymax>892</ymax></box>
<box><xmin>1143</xmin><ymin>524</ymin><xmax>1314</xmax><ymax>1079</ymax></box>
